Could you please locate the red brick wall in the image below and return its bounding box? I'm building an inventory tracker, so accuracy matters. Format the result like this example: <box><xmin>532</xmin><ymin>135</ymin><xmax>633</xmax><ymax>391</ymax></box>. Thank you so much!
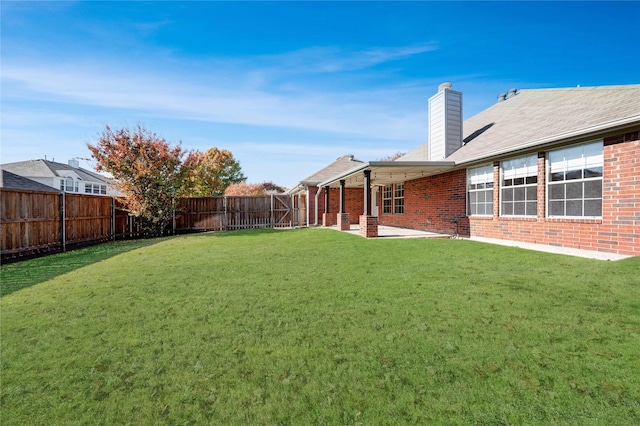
<box><xmin>318</xmin><ymin>187</ymin><xmax>364</xmax><ymax>225</ymax></box>
<box><xmin>469</xmin><ymin>132</ymin><xmax>639</xmax><ymax>256</ymax></box>
<box><xmin>378</xmin><ymin>169</ymin><xmax>470</xmax><ymax>236</ymax></box>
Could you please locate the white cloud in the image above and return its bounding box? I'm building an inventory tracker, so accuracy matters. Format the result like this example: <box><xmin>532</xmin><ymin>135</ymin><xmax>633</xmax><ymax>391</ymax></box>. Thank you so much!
<box><xmin>2</xmin><ymin>48</ymin><xmax>434</xmax><ymax>142</ymax></box>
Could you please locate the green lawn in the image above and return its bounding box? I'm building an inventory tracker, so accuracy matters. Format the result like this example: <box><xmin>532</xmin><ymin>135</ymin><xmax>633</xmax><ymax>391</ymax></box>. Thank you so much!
<box><xmin>2</xmin><ymin>228</ymin><xmax>639</xmax><ymax>425</ymax></box>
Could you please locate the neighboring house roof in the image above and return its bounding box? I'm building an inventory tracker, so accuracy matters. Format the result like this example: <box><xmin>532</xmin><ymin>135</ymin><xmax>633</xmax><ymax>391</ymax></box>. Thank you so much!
<box><xmin>0</xmin><ymin>170</ymin><xmax>61</xmax><ymax>192</ymax></box>
<box><xmin>300</xmin><ymin>155</ymin><xmax>365</xmax><ymax>186</ymax></box>
<box><xmin>0</xmin><ymin>159</ymin><xmax>111</xmax><ymax>184</ymax></box>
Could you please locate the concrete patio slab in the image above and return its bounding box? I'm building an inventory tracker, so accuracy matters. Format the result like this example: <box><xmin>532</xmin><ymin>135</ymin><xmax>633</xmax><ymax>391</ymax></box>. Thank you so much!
<box><xmin>322</xmin><ymin>225</ymin><xmax>630</xmax><ymax>261</ymax></box>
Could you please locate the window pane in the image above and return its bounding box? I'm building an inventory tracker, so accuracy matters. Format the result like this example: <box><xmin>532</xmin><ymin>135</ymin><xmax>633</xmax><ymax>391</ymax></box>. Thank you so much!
<box><xmin>566</xmin><ymin>182</ymin><xmax>582</xmax><ymax>199</ymax></box>
<box><xmin>469</xmin><ymin>192</ymin><xmax>477</xmax><ymax>203</ymax></box>
<box><xmin>503</xmin><ymin>179</ymin><xmax>513</xmax><ymax>187</ymax></box>
<box><xmin>566</xmin><ymin>169</ymin><xmax>582</xmax><ymax>180</ymax></box>
<box><xmin>584</xmin><ymin>166</ymin><xmax>603</xmax><ymax>178</ymax></box>
<box><xmin>502</xmin><ymin>188</ymin><xmax>513</xmax><ymax>202</ymax></box>
<box><xmin>514</xmin><ymin>177</ymin><xmax>525</xmax><ymax>186</ymax></box>
<box><xmin>514</xmin><ymin>202</ymin><xmax>526</xmax><ymax>216</ymax></box>
<box><xmin>526</xmin><ymin>201</ymin><xmax>537</xmax><ymax>216</ymax></box>
<box><xmin>85</xmin><ymin>185</ymin><xmax>92</xmax><ymax>193</ymax></box>
<box><xmin>566</xmin><ymin>200</ymin><xmax>582</xmax><ymax>216</ymax></box>
<box><xmin>550</xmin><ymin>172</ymin><xmax>565</xmax><ymax>182</ymax></box>
<box><xmin>526</xmin><ymin>176</ymin><xmax>538</xmax><ymax>185</ymax></box>
<box><xmin>502</xmin><ymin>202</ymin><xmax>513</xmax><ymax>215</ymax></box>
<box><xmin>584</xmin><ymin>200</ymin><xmax>602</xmax><ymax>216</ymax></box>
<box><xmin>549</xmin><ymin>183</ymin><xmax>564</xmax><ymax>200</ymax></box>
<box><xmin>584</xmin><ymin>180</ymin><xmax>602</xmax><ymax>198</ymax></box>
<box><xmin>550</xmin><ymin>200</ymin><xmax>564</xmax><ymax>216</ymax></box>
<box><xmin>526</xmin><ymin>186</ymin><xmax>537</xmax><ymax>201</ymax></box>
<box><xmin>514</xmin><ymin>187</ymin><xmax>526</xmax><ymax>202</ymax></box>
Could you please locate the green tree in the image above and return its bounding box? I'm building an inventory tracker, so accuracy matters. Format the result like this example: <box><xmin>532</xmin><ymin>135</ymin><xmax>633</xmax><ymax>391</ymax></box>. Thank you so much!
<box><xmin>185</xmin><ymin>147</ymin><xmax>245</xmax><ymax>197</ymax></box>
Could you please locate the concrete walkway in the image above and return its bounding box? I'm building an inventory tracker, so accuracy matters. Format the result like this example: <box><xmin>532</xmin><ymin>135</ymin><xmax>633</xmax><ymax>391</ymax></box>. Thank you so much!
<box><xmin>328</xmin><ymin>224</ymin><xmax>451</xmax><ymax>239</ymax></box>
<box><xmin>324</xmin><ymin>224</ymin><xmax>630</xmax><ymax>261</ymax></box>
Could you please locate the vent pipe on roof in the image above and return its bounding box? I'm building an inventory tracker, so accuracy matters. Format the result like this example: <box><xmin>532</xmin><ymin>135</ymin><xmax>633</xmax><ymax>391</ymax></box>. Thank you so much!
<box><xmin>506</xmin><ymin>88</ymin><xmax>518</xmax><ymax>99</ymax></box>
<box><xmin>497</xmin><ymin>93</ymin><xmax>507</xmax><ymax>102</ymax></box>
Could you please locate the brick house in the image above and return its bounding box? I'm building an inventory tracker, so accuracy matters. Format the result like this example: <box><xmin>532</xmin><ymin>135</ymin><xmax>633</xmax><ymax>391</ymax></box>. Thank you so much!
<box><xmin>308</xmin><ymin>83</ymin><xmax>640</xmax><ymax>257</ymax></box>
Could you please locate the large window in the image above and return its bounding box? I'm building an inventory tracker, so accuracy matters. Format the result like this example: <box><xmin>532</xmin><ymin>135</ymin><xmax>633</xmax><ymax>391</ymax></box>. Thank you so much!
<box><xmin>382</xmin><ymin>183</ymin><xmax>404</xmax><ymax>214</ymax></box>
<box><xmin>394</xmin><ymin>183</ymin><xmax>404</xmax><ymax>214</ymax></box>
<box><xmin>468</xmin><ymin>165</ymin><xmax>494</xmax><ymax>216</ymax></box>
<box><xmin>548</xmin><ymin>141</ymin><xmax>603</xmax><ymax>218</ymax></box>
<box><xmin>501</xmin><ymin>155</ymin><xmax>538</xmax><ymax>216</ymax></box>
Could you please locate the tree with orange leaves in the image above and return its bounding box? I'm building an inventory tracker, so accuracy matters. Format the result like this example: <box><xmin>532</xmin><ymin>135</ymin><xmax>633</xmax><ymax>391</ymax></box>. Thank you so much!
<box><xmin>88</xmin><ymin>125</ymin><xmax>244</xmax><ymax>237</ymax></box>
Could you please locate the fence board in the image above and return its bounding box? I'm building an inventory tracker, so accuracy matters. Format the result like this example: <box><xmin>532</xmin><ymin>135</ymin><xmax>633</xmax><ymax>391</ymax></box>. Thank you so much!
<box><xmin>2</xmin><ymin>191</ymin><xmax>299</xmax><ymax>261</ymax></box>
<box><xmin>1</xmin><ymin>189</ymin><xmax>61</xmax><ymax>258</ymax></box>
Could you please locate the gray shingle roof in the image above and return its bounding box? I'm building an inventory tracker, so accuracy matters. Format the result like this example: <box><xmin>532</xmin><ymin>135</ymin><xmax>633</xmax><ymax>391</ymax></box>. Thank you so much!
<box><xmin>0</xmin><ymin>159</ymin><xmax>110</xmax><ymax>184</ymax></box>
<box><xmin>404</xmin><ymin>84</ymin><xmax>640</xmax><ymax>164</ymax></box>
<box><xmin>300</xmin><ymin>155</ymin><xmax>365</xmax><ymax>185</ymax></box>
<box><xmin>0</xmin><ymin>170</ymin><xmax>61</xmax><ymax>192</ymax></box>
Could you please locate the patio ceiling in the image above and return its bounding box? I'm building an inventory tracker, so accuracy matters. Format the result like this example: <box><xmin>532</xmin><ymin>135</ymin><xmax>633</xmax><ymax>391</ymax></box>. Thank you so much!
<box><xmin>319</xmin><ymin>161</ymin><xmax>456</xmax><ymax>188</ymax></box>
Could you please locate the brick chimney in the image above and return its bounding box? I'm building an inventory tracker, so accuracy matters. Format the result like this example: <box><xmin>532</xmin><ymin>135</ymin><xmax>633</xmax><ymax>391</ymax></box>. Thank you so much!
<box><xmin>428</xmin><ymin>82</ymin><xmax>463</xmax><ymax>161</ymax></box>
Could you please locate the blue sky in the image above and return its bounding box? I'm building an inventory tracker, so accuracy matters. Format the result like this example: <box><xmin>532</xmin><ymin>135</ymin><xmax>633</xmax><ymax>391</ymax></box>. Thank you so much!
<box><xmin>2</xmin><ymin>1</ymin><xmax>639</xmax><ymax>188</ymax></box>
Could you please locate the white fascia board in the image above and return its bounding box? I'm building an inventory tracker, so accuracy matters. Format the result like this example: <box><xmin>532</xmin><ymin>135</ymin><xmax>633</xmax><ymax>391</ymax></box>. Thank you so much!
<box><xmin>455</xmin><ymin>116</ymin><xmax>640</xmax><ymax>167</ymax></box>
<box><xmin>317</xmin><ymin>160</ymin><xmax>456</xmax><ymax>187</ymax></box>
<box><xmin>316</xmin><ymin>162</ymin><xmax>371</xmax><ymax>187</ymax></box>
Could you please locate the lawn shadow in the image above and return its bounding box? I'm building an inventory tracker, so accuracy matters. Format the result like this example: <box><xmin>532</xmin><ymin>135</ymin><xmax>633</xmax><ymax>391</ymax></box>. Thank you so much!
<box><xmin>1</xmin><ymin>239</ymin><xmax>162</xmax><ymax>297</ymax></box>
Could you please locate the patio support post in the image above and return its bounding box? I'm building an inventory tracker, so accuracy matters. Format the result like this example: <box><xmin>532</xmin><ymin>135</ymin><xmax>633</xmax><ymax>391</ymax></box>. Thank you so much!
<box><xmin>364</xmin><ymin>170</ymin><xmax>372</xmax><ymax>216</ymax></box>
<box><xmin>322</xmin><ymin>185</ymin><xmax>333</xmax><ymax>226</ymax></box>
<box><xmin>337</xmin><ymin>179</ymin><xmax>350</xmax><ymax>231</ymax></box>
<box><xmin>359</xmin><ymin>170</ymin><xmax>378</xmax><ymax>238</ymax></box>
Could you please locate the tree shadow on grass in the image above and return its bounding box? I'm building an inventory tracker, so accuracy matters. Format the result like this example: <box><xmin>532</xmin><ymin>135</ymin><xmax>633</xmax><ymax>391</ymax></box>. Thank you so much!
<box><xmin>1</xmin><ymin>239</ymin><xmax>161</xmax><ymax>297</ymax></box>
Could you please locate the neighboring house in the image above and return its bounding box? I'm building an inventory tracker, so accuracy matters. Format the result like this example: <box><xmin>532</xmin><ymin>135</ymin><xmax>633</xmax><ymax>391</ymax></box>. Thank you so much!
<box><xmin>307</xmin><ymin>83</ymin><xmax>640</xmax><ymax>257</ymax></box>
<box><xmin>287</xmin><ymin>155</ymin><xmax>365</xmax><ymax>226</ymax></box>
<box><xmin>0</xmin><ymin>170</ymin><xmax>61</xmax><ymax>192</ymax></box>
<box><xmin>1</xmin><ymin>159</ymin><xmax>112</xmax><ymax>196</ymax></box>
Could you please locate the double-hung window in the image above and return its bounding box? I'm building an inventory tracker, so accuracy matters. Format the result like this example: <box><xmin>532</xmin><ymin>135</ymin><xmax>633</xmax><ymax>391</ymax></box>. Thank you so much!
<box><xmin>382</xmin><ymin>183</ymin><xmax>404</xmax><ymax>214</ymax></box>
<box><xmin>393</xmin><ymin>183</ymin><xmax>404</xmax><ymax>214</ymax></box>
<box><xmin>382</xmin><ymin>185</ymin><xmax>392</xmax><ymax>214</ymax></box>
<box><xmin>501</xmin><ymin>155</ymin><xmax>538</xmax><ymax>216</ymax></box>
<box><xmin>468</xmin><ymin>165</ymin><xmax>494</xmax><ymax>216</ymax></box>
<box><xmin>548</xmin><ymin>141</ymin><xmax>603</xmax><ymax>218</ymax></box>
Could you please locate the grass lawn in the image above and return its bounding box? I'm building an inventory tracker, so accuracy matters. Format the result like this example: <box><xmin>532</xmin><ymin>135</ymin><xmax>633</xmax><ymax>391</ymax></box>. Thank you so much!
<box><xmin>2</xmin><ymin>228</ymin><xmax>639</xmax><ymax>425</ymax></box>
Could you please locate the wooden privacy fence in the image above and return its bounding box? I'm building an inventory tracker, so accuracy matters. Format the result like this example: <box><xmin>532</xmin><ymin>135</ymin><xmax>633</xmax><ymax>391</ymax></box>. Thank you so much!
<box><xmin>1</xmin><ymin>189</ymin><xmax>305</xmax><ymax>261</ymax></box>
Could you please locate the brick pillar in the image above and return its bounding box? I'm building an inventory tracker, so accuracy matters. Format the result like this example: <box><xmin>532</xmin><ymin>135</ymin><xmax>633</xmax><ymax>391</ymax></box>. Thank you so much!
<box><xmin>359</xmin><ymin>214</ymin><xmax>378</xmax><ymax>238</ymax></box>
<box><xmin>337</xmin><ymin>213</ymin><xmax>350</xmax><ymax>231</ymax></box>
<box><xmin>322</xmin><ymin>213</ymin><xmax>335</xmax><ymax>227</ymax></box>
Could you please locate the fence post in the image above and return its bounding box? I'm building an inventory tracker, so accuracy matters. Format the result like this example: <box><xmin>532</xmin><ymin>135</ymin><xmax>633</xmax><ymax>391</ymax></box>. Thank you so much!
<box><xmin>223</xmin><ymin>196</ymin><xmax>228</xmax><ymax>231</ymax></box>
<box><xmin>111</xmin><ymin>197</ymin><xmax>116</xmax><ymax>241</ymax></box>
<box><xmin>61</xmin><ymin>192</ymin><xmax>66</xmax><ymax>252</ymax></box>
<box><xmin>270</xmin><ymin>195</ymin><xmax>274</xmax><ymax>228</ymax></box>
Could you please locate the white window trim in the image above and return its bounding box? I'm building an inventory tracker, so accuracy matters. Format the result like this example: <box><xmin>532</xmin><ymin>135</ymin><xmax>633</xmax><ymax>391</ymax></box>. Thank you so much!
<box><xmin>467</xmin><ymin>164</ymin><xmax>494</xmax><ymax>217</ymax></box>
<box><xmin>500</xmin><ymin>154</ymin><xmax>538</xmax><ymax>217</ymax></box>
<box><xmin>546</xmin><ymin>140</ymin><xmax>603</xmax><ymax>219</ymax></box>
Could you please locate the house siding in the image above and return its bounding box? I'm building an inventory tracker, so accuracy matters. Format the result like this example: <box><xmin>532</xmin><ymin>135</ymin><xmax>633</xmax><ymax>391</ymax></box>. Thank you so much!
<box><xmin>378</xmin><ymin>169</ymin><xmax>470</xmax><ymax>236</ymax></box>
<box><xmin>468</xmin><ymin>132</ymin><xmax>639</xmax><ymax>257</ymax></box>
